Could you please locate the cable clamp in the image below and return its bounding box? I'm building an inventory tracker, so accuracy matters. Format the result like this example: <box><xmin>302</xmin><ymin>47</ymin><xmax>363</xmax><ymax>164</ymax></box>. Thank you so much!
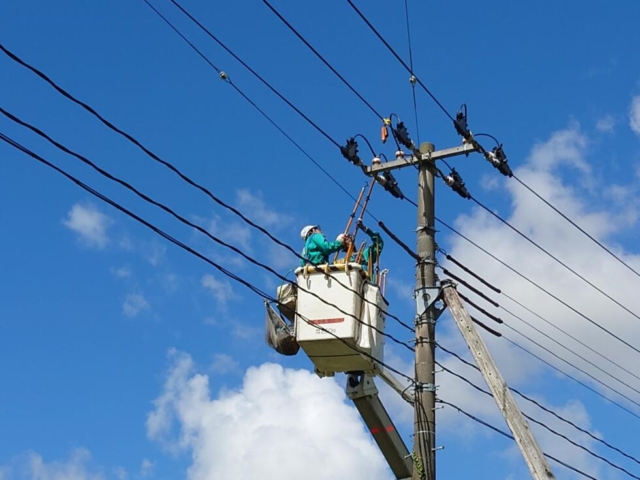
<box><xmin>415</xmin><ymin>382</ymin><xmax>437</xmax><ymax>393</ymax></box>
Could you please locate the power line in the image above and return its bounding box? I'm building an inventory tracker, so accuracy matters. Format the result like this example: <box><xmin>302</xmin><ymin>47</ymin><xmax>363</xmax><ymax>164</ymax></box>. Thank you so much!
<box><xmin>260</xmin><ymin>0</ymin><xmax>384</xmax><ymax>121</ymax></box>
<box><xmin>505</xmin><ymin>336</ymin><xmax>640</xmax><ymax>421</ymax></box>
<box><xmin>470</xmin><ymin>195</ymin><xmax>640</xmax><ymax>326</ymax></box>
<box><xmin>513</xmin><ymin>173</ymin><xmax>640</xmax><ymax>282</ymax></box>
<box><xmin>437</xmin><ymin>399</ymin><xmax>598</xmax><ymax>480</ymax></box>
<box><xmin>438</xmin><ymin>343</ymin><xmax>640</xmax><ymax>467</ymax></box>
<box><xmin>0</xmin><ymin>107</ymin><xmax>415</xmax><ymax>350</ymax></box>
<box><xmin>0</xmin><ymin>131</ymin><xmax>415</xmax><ymax>386</ymax></box>
<box><xmin>166</xmin><ymin>0</ymin><xmax>340</xmax><ymax>148</ymax></box>
<box><xmin>1</xmin><ymin>40</ymin><xmax>415</xmax><ymax>334</ymax></box>
<box><xmin>435</xmin><ymin>215</ymin><xmax>640</xmax><ymax>358</ymax></box>
<box><xmin>0</xmin><ymin>42</ymin><xmax>303</xmax><ymax>262</ymax></box>
<box><xmin>437</xmin><ymin>364</ymin><xmax>640</xmax><ymax>480</ymax></box>
<box><xmin>448</xmin><ymin>275</ymin><xmax>640</xmax><ymax>401</ymax></box>
<box><xmin>403</xmin><ymin>0</ymin><xmax>420</xmax><ymax>145</ymax></box>
<box><xmin>345</xmin><ymin>0</ymin><xmax>457</xmax><ymax>126</ymax></box>
<box><xmin>142</xmin><ymin>0</ymin><xmax>358</xmax><ymax>207</ymax></box>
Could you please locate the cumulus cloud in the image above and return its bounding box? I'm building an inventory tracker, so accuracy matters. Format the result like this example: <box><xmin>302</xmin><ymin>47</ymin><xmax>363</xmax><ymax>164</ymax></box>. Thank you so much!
<box><xmin>122</xmin><ymin>293</ymin><xmax>150</xmax><ymax>318</ymax></box>
<box><xmin>1</xmin><ymin>449</ymin><xmax>105</xmax><ymax>480</ymax></box>
<box><xmin>147</xmin><ymin>350</ymin><xmax>391</xmax><ymax>480</ymax></box>
<box><xmin>201</xmin><ymin>274</ymin><xmax>237</xmax><ymax>306</ymax></box>
<box><xmin>630</xmin><ymin>95</ymin><xmax>640</xmax><ymax>136</ymax></box>
<box><xmin>63</xmin><ymin>203</ymin><xmax>112</xmax><ymax>249</ymax></box>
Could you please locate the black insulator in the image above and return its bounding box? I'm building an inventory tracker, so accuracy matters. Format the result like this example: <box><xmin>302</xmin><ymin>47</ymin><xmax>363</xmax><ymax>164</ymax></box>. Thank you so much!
<box><xmin>394</xmin><ymin>121</ymin><xmax>414</xmax><ymax>149</ymax></box>
<box><xmin>340</xmin><ymin>137</ymin><xmax>362</xmax><ymax>166</ymax></box>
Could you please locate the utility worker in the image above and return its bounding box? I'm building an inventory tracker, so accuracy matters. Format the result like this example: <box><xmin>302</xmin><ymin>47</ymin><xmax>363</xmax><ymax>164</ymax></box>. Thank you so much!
<box><xmin>300</xmin><ymin>225</ymin><xmax>351</xmax><ymax>266</ymax></box>
<box><xmin>355</xmin><ymin>219</ymin><xmax>384</xmax><ymax>279</ymax></box>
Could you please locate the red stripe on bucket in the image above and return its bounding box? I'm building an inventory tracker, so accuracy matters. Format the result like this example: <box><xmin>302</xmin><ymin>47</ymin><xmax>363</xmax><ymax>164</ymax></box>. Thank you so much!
<box><xmin>309</xmin><ymin>317</ymin><xmax>345</xmax><ymax>325</ymax></box>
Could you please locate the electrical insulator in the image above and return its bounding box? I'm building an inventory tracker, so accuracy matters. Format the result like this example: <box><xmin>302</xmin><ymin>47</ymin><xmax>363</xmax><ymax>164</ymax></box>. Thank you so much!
<box><xmin>447</xmin><ymin>168</ymin><xmax>470</xmax><ymax>199</ymax></box>
<box><xmin>340</xmin><ymin>138</ymin><xmax>362</xmax><ymax>166</ymax></box>
<box><xmin>454</xmin><ymin>110</ymin><xmax>469</xmax><ymax>138</ymax></box>
<box><xmin>394</xmin><ymin>121</ymin><xmax>415</xmax><ymax>150</ymax></box>
<box><xmin>372</xmin><ymin>156</ymin><xmax>381</xmax><ymax>166</ymax></box>
<box><xmin>395</xmin><ymin>150</ymin><xmax>405</xmax><ymax>160</ymax></box>
<box><xmin>376</xmin><ymin>171</ymin><xmax>405</xmax><ymax>199</ymax></box>
<box><xmin>484</xmin><ymin>145</ymin><xmax>512</xmax><ymax>177</ymax></box>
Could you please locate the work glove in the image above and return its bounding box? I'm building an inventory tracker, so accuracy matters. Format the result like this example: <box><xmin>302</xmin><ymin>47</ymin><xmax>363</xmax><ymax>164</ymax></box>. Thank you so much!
<box><xmin>355</xmin><ymin>218</ymin><xmax>364</xmax><ymax>230</ymax></box>
<box><xmin>336</xmin><ymin>234</ymin><xmax>346</xmax><ymax>244</ymax></box>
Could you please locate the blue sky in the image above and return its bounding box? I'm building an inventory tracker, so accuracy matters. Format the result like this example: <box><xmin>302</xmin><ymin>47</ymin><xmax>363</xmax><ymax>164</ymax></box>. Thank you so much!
<box><xmin>2</xmin><ymin>1</ymin><xmax>640</xmax><ymax>479</ymax></box>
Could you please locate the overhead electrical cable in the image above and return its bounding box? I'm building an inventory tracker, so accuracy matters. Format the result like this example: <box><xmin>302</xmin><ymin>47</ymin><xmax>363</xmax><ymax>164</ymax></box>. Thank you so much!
<box><xmin>142</xmin><ymin>0</ymin><xmax>354</xmax><ymax>200</ymax></box>
<box><xmin>0</xmin><ymin>131</ymin><xmax>415</xmax><ymax>386</ymax></box>
<box><xmin>437</xmin><ymin>363</ymin><xmax>640</xmax><ymax>480</ymax></box>
<box><xmin>346</xmin><ymin>0</ymin><xmax>640</xmax><ymax>290</ymax></box>
<box><xmin>512</xmin><ymin>173</ymin><xmax>640</xmax><ymax>282</ymax></box>
<box><xmin>166</xmin><ymin>0</ymin><xmax>340</xmax><ymax>147</ymax></box>
<box><xmin>444</xmin><ymin>270</ymin><xmax>640</xmax><ymax>399</ymax></box>
<box><xmin>439</xmin><ymin>344</ymin><xmax>640</xmax><ymax>467</ymax></box>
<box><xmin>434</xmin><ymin>214</ymin><xmax>640</xmax><ymax>357</ymax></box>
<box><xmin>0</xmin><ymin>108</ymin><xmax>415</xmax><ymax>348</ymax></box>
<box><xmin>470</xmin><ymin>195</ymin><xmax>640</xmax><ymax>324</ymax></box>
<box><xmin>437</xmin><ymin>399</ymin><xmax>598</xmax><ymax>480</ymax></box>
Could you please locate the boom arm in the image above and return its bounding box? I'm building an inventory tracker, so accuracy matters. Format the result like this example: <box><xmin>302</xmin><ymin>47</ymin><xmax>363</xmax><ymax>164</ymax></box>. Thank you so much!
<box><xmin>346</xmin><ymin>373</ymin><xmax>413</xmax><ymax>480</ymax></box>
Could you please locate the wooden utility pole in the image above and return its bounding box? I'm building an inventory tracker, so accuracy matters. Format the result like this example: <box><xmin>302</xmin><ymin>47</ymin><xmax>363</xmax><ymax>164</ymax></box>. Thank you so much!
<box><xmin>441</xmin><ymin>281</ymin><xmax>556</xmax><ymax>480</ymax></box>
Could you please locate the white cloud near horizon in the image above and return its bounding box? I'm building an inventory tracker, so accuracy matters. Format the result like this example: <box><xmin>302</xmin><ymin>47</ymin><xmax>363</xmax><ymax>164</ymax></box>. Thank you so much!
<box><xmin>147</xmin><ymin>350</ymin><xmax>391</xmax><ymax>480</ymax></box>
<box><xmin>63</xmin><ymin>203</ymin><xmax>112</xmax><ymax>249</ymax></box>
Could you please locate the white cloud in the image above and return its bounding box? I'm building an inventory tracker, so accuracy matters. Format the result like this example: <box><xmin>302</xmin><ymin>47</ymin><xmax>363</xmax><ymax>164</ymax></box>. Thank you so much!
<box><xmin>147</xmin><ymin>350</ymin><xmax>392</xmax><ymax>480</ymax></box>
<box><xmin>63</xmin><ymin>203</ymin><xmax>112</xmax><ymax>249</ymax></box>
<box><xmin>595</xmin><ymin>114</ymin><xmax>615</xmax><ymax>133</ymax></box>
<box><xmin>2</xmin><ymin>449</ymin><xmax>105</xmax><ymax>480</ymax></box>
<box><xmin>140</xmin><ymin>459</ymin><xmax>154</xmax><ymax>478</ymax></box>
<box><xmin>630</xmin><ymin>95</ymin><xmax>640</xmax><ymax>136</ymax></box>
<box><xmin>122</xmin><ymin>293</ymin><xmax>150</xmax><ymax>318</ymax></box>
<box><xmin>235</xmin><ymin>189</ymin><xmax>293</xmax><ymax>229</ymax></box>
<box><xmin>114</xmin><ymin>467</ymin><xmax>127</xmax><ymax>480</ymax></box>
<box><xmin>201</xmin><ymin>274</ymin><xmax>237</xmax><ymax>306</ymax></box>
<box><xmin>209</xmin><ymin>353</ymin><xmax>239</xmax><ymax>374</ymax></box>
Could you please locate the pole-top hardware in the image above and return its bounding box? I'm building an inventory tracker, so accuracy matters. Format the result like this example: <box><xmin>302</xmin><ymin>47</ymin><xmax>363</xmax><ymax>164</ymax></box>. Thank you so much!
<box><xmin>443</xmin><ymin>168</ymin><xmax>470</xmax><ymax>199</ymax></box>
<box><xmin>432</xmin><ymin>446</ymin><xmax>445</xmax><ymax>452</ymax></box>
<box><xmin>484</xmin><ymin>145</ymin><xmax>513</xmax><ymax>177</ymax></box>
<box><xmin>340</xmin><ymin>137</ymin><xmax>363</xmax><ymax>166</ymax></box>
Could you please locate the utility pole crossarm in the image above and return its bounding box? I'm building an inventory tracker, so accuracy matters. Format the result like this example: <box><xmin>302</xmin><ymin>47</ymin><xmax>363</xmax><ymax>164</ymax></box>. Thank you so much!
<box><xmin>441</xmin><ymin>282</ymin><xmax>556</xmax><ymax>480</ymax></box>
<box><xmin>366</xmin><ymin>143</ymin><xmax>479</xmax><ymax>174</ymax></box>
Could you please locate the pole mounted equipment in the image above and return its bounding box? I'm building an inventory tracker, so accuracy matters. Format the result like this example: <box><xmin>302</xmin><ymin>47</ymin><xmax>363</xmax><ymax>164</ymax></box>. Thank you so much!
<box><xmin>443</xmin><ymin>169</ymin><xmax>470</xmax><ymax>199</ymax></box>
<box><xmin>484</xmin><ymin>145</ymin><xmax>513</xmax><ymax>177</ymax></box>
<box><xmin>376</xmin><ymin>171</ymin><xmax>405</xmax><ymax>199</ymax></box>
<box><xmin>340</xmin><ymin>137</ymin><xmax>363</xmax><ymax>166</ymax></box>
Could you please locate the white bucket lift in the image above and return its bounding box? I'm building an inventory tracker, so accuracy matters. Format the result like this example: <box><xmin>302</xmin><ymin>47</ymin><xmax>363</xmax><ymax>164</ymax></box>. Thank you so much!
<box><xmin>294</xmin><ymin>263</ymin><xmax>386</xmax><ymax>376</ymax></box>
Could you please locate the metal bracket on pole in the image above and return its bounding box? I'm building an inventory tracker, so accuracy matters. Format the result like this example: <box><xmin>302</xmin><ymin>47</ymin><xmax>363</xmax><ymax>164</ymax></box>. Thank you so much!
<box><xmin>415</xmin><ymin>382</ymin><xmax>437</xmax><ymax>393</ymax></box>
<box><xmin>414</xmin><ymin>286</ymin><xmax>443</xmax><ymax>321</ymax></box>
